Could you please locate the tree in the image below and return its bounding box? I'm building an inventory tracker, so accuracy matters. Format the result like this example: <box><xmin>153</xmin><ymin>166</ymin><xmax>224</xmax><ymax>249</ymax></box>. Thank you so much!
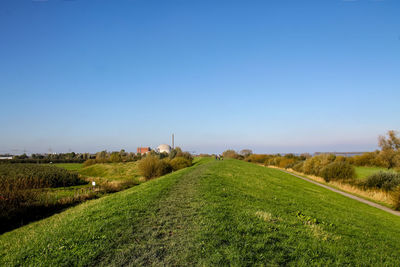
<box><xmin>96</xmin><ymin>150</ymin><xmax>108</xmax><ymax>163</ymax></box>
<box><xmin>240</xmin><ymin>149</ymin><xmax>253</xmax><ymax>157</ymax></box>
<box><xmin>169</xmin><ymin>147</ymin><xmax>182</xmax><ymax>159</ymax></box>
<box><xmin>378</xmin><ymin>130</ymin><xmax>400</xmax><ymax>169</ymax></box>
<box><xmin>299</xmin><ymin>153</ymin><xmax>312</xmax><ymax>160</ymax></box>
<box><xmin>379</xmin><ymin>130</ymin><xmax>400</xmax><ymax>151</ymax></box>
<box><xmin>110</xmin><ymin>152</ymin><xmax>122</xmax><ymax>163</ymax></box>
<box><xmin>223</xmin><ymin>149</ymin><xmax>240</xmax><ymax>159</ymax></box>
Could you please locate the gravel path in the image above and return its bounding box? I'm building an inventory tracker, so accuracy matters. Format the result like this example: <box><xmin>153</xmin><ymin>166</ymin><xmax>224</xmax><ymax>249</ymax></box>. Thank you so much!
<box><xmin>275</xmin><ymin>168</ymin><xmax>400</xmax><ymax>217</ymax></box>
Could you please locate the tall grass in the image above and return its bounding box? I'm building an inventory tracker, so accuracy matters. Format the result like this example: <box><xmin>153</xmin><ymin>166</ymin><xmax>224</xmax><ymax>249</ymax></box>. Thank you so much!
<box><xmin>0</xmin><ymin>164</ymin><xmax>86</xmax><ymax>233</ymax></box>
<box><xmin>0</xmin><ymin>164</ymin><xmax>85</xmax><ymax>190</ymax></box>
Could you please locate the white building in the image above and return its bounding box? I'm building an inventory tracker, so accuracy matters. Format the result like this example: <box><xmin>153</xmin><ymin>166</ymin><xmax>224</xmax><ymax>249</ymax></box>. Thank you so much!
<box><xmin>157</xmin><ymin>144</ymin><xmax>172</xmax><ymax>154</ymax></box>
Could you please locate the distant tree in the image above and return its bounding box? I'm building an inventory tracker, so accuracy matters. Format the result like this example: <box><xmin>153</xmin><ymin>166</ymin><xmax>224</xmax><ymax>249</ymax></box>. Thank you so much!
<box><xmin>240</xmin><ymin>149</ymin><xmax>253</xmax><ymax>157</ymax></box>
<box><xmin>15</xmin><ymin>154</ymin><xmax>28</xmax><ymax>160</ymax></box>
<box><xmin>110</xmin><ymin>152</ymin><xmax>122</xmax><ymax>163</ymax></box>
<box><xmin>378</xmin><ymin>130</ymin><xmax>400</xmax><ymax>169</ymax></box>
<box><xmin>223</xmin><ymin>150</ymin><xmax>241</xmax><ymax>159</ymax></box>
<box><xmin>379</xmin><ymin>130</ymin><xmax>400</xmax><ymax>150</ymax></box>
<box><xmin>299</xmin><ymin>153</ymin><xmax>312</xmax><ymax>160</ymax></box>
<box><xmin>96</xmin><ymin>150</ymin><xmax>108</xmax><ymax>163</ymax></box>
<box><xmin>169</xmin><ymin>147</ymin><xmax>182</xmax><ymax>159</ymax></box>
<box><xmin>159</xmin><ymin>152</ymin><xmax>169</xmax><ymax>159</ymax></box>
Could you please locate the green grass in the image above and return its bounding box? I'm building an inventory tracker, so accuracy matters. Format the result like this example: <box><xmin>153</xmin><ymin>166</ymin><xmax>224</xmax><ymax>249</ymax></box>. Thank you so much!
<box><xmin>53</xmin><ymin>163</ymin><xmax>84</xmax><ymax>172</ymax></box>
<box><xmin>2</xmin><ymin>158</ymin><xmax>400</xmax><ymax>265</ymax></box>
<box><xmin>79</xmin><ymin>162</ymin><xmax>141</xmax><ymax>181</ymax></box>
<box><xmin>355</xmin><ymin>166</ymin><xmax>391</xmax><ymax>179</ymax></box>
<box><xmin>50</xmin><ymin>162</ymin><xmax>143</xmax><ymax>203</ymax></box>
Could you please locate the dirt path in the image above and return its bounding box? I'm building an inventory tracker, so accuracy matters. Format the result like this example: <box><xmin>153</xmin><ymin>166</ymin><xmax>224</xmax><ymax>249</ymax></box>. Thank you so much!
<box><xmin>273</xmin><ymin>168</ymin><xmax>400</xmax><ymax>217</ymax></box>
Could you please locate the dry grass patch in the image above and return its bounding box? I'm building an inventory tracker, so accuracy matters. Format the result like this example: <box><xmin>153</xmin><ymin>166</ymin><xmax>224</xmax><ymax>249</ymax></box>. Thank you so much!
<box><xmin>296</xmin><ymin>211</ymin><xmax>340</xmax><ymax>241</ymax></box>
<box><xmin>255</xmin><ymin>211</ymin><xmax>281</xmax><ymax>223</ymax></box>
<box><xmin>306</xmin><ymin>223</ymin><xmax>340</xmax><ymax>241</ymax></box>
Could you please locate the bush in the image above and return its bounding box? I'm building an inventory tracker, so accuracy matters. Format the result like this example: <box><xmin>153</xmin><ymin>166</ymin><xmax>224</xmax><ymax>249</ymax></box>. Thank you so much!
<box><xmin>363</xmin><ymin>171</ymin><xmax>400</xmax><ymax>191</ymax></box>
<box><xmin>303</xmin><ymin>157</ymin><xmax>321</xmax><ymax>175</ymax></box>
<box><xmin>245</xmin><ymin>154</ymin><xmax>271</xmax><ymax>164</ymax></box>
<box><xmin>156</xmin><ymin>159</ymin><xmax>172</xmax><ymax>177</ymax></box>
<box><xmin>138</xmin><ymin>156</ymin><xmax>173</xmax><ymax>179</ymax></box>
<box><xmin>349</xmin><ymin>151</ymin><xmax>387</xmax><ymax>167</ymax></box>
<box><xmin>138</xmin><ymin>156</ymin><xmax>161</xmax><ymax>179</ymax></box>
<box><xmin>303</xmin><ymin>154</ymin><xmax>336</xmax><ymax>176</ymax></box>
<box><xmin>83</xmin><ymin>159</ymin><xmax>96</xmax><ymax>167</ymax></box>
<box><xmin>169</xmin><ymin>157</ymin><xmax>192</xmax><ymax>171</ymax></box>
<box><xmin>320</xmin><ymin>162</ymin><xmax>355</xmax><ymax>182</ymax></box>
<box><xmin>292</xmin><ymin>161</ymin><xmax>304</xmax><ymax>172</ymax></box>
<box><xmin>279</xmin><ymin>158</ymin><xmax>296</xmax><ymax>169</ymax></box>
<box><xmin>222</xmin><ymin>150</ymin><xmax>242</xmax><ymax>159</ymax></box>
<box><xmin>110</xmin><ymin>152</ymin><xmax>122</xmax><ymax>163</ymax></box>
<box><xmin>170</xmin><ymin>147</ymin><xmax>193</xmax><ymax>161</ymax></box>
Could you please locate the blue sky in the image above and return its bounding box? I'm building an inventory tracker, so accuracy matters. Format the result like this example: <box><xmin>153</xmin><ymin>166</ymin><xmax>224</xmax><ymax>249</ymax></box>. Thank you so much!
<box><xmin>0</xmin><ymin>0</ymin><xmax>399</xmax><ymax>154</ymax></box>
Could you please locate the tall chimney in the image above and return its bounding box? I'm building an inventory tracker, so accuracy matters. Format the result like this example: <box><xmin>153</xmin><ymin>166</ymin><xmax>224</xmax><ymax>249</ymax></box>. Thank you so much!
<box><xmin>172</xmin><ymin>134</ymin><xmax>174</xmax><ymax>149</ymax></box>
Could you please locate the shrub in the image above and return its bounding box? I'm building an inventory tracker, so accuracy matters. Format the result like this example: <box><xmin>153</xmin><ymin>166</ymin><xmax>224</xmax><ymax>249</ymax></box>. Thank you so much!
<box><xmin>170</xmin><ymin>147</ymin><xmax>193</xmax><ymax>161</ymax></box>
<box><xmin>83</xmin><ymin>159</ymin><xmax>96</xmax><ymax>167</ymax></box>
<box><xmin>350</xmin><ymin>151</ymin><xmax>387</xmax><ymax>167</ymax></box>
<box><xmin>245</xmin><ymin>154</ymin><xmax>270</xmax><ymax>164</ymax></box>
<box><xmin>303</xmin><ymin>157</ymin><xmax>321</xmax><ymax>175</ymax></box>
<box><xmin>157</xmin><ymin>159</ymin><xmax>173</xmax><ymax>177</ymax></box>
<box><xmin>303</xmin><ymin>154</ymin><xmax>336</xmax><ymax>176</ymax></box>
<box><xmin>222</xmin><ymin>150</ymin><xmax>241</xmax><ymax>159</ymax></box>
<box><xmin>334</xmin><ymin>156</ymin><xmax>348</xmax><ymax>163</ymax></box>
<box><xmin>138</xmin><ymin>156</ymin><xmax>161</xmax><ymax>179</ymax></box>
<box><xmin>292</xmin><ymin>161</ymin><xmax>304</xmax><ymax>172</ymax></box>
<box><xmin>279</xmin><ymin>158</ymin><xmax>296</xmax><ymax>169</ymax></box>
<box><xmin>110</xmin><ymin>152</ymin><xmax>122</xmax><ymax>163</ymax></box>
<box><xmin>240</xmin><ymin>149</ymin><xmax>253</xmax><ymax>157</ymax></box>
<box><xmin>138</xmin><ymin>156</ymin><xmax>173</xmax><ymax>179</ymax></box>
<box><xmin>320</xmin><ymin>162</ymin><xmax>355</xmax><ymax>182</ymax></box>
<box><xmin>363</xmin><ymin>171</ymin><xmax>400</xmax><ymax>191</ymax></box>
<box><xmin>169</xmin><ymin>157</ymin><xmax>192</xmax><ymax>171</ymax></box>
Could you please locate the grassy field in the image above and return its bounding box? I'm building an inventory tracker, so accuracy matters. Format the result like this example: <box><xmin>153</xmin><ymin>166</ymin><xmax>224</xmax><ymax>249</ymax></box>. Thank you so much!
<box><xmin>1</xmin><ymin>158</ymin><xmax>400</xmax><ymax>265</ymax></box>
<box><xmin>79</xmin><ymin>162</ymin><xmax>141</xmax><ymax>181</ymax></box>
<box><xmin>53</xmin><ymin>163</ymin><xmax>84</xmax><ymax>172</ymax></box>
<box><xmin>355</xmin><ymin>166</ymin><xmax>391</xmax><ymax>179</ymax></box>
<box><xmin>1</xmin><ymin>162</ymin><xmax>143</xmax><ymax>233</ymax></box>
<box><xmin>49</xmin><ymin>162</ymin><xmax>143</xmax><ymax>201</ymax></box>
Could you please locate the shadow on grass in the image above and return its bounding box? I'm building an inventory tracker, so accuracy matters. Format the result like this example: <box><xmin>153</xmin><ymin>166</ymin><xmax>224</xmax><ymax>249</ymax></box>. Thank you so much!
<box><xmin>0</xmin><ymin>195</ymin><xmax>100</xmax><ymax>234</ymax></box>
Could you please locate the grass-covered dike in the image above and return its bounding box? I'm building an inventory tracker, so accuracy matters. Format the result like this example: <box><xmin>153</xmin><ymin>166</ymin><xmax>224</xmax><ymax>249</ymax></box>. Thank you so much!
<box><xmin>1</xmin><ymin>158</ymin><xmax>400</xmax><ymax>265</ymax></box>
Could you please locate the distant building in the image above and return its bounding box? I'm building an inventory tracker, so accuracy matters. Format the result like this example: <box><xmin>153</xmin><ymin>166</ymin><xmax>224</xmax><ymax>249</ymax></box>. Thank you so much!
<box><xmin>0</xmin><ymin>156</ymin><xmax>13</xmax><ymax>160</ymax></box>
<box><xmin>157</xmin><ymin>144</ymin><xmax>172</xmax><ymax>154</ymax></box>
<box><xmin>137</xmin><ymin>147</ymin><xmax>151</xmax><ymax>154</ymax></box>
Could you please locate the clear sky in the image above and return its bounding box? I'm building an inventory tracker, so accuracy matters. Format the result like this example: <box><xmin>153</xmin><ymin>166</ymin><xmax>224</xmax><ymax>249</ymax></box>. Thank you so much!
<box><xmin>1</xmin><ymin>0</ymin><xmax>399</xmax><ymax>154</ymax></box>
